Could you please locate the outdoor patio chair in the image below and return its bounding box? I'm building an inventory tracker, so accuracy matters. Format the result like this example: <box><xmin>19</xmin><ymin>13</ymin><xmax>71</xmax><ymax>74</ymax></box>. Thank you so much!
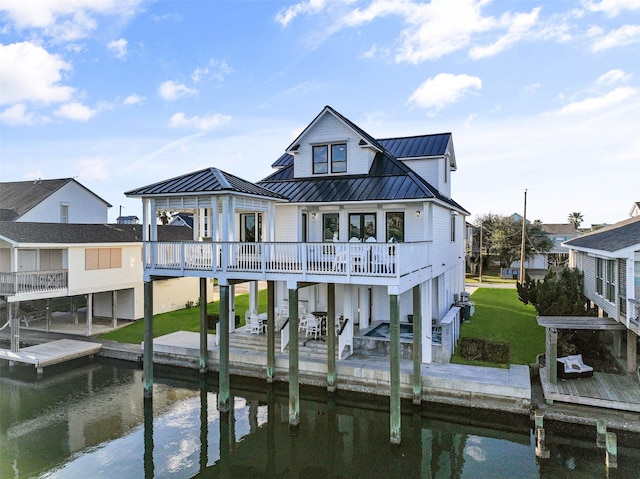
<box><xmin>557</xmin><ymin>354</ymin><xmax>594</xmax><ymax>379</ymax></box>
<box><xmin>249</xmin><ymin>312</ymin><xmax>265</xmax><ymax>335</ymax></box>
<box><xmin>304</xmin><ymin>314</ymin><xmax>321</xmax><ymax>339</ymax></box>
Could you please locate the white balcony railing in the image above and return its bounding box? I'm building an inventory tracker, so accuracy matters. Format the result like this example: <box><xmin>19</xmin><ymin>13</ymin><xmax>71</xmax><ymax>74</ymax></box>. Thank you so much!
<box><xmin>0</xmin><ymin>270</ymin><xmax>68</xmax><ymax>296</ymax></box>
<box><xmin>143</xmin><ymin>241</ymin><xmax>431</xmax><ymax>279</ymax></box>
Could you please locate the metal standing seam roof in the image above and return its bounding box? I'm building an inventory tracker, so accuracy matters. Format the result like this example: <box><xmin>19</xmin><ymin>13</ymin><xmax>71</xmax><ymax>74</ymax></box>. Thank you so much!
<box><xmin>564</xmin><ymin>215</ymin><xmax>640</xmax><ymax>253</ymax></box>
<box><xmin>271</xmin><ymin>133</ymin><xmax>452</xmax><ymax>169</ymax></box>
<box><xmin>125</xmin><ymin>167</ymin><xmax>286</xmax><ymax>200</ymax></box>
<box><xmin>258</xmin><ymin>150</ymin><xmax>469</xmax><ymax>213</ymax></box>
<box><xmin>0</xmin><ymin>222</ymin><xmax>193</xmax><ymax>244</ymax></box>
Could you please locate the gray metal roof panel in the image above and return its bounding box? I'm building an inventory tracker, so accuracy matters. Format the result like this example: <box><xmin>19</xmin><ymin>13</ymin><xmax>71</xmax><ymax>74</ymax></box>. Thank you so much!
<box><xmin>125</xmin><ymin>167</ymin><xmax>286</xmax><ymax>200</ymax></box>
<box><xmin>377</xmin><ymin>133</ymin><xmax>451</xmax><ymax>158</ymax></box>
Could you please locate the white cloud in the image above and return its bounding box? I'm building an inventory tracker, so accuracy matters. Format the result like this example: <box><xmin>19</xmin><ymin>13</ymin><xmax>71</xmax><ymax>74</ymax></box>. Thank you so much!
<box><xmin>275</xmin><ymin>0</ymin><xmax>350</xmax><ymax>27</ymax></box>
<box><xmin>469</xmin><ymin>8</ymin><xmax>541</xmax><ymax>59</ymax></box>
<box><xmin>0</xmin><ymin>42</ymin><xmax>74</xmax><ymax>105</ymax></box>
<box><xmin>0</xmin><ymin>0</ymin><xmax>144</xmax><ymax>42</ymax></box>
<box><xmin>158</xmin><ymin>80</ymin><xmax>197</xmax><ymax>101</ymax></box>
<box><xmin>408</xmin><ymin>73</ymin><xmax>482</xmax><ymax>111</ymax></box>
<box><xmin>191</xmin><ymin>59</ymin><xmax>234</xmax><ymax>83</ymax></box>
<box><xmin>107</xmin><ymin>38</ymin><xmax>127</xmax><ymax>58</ymax></box>
<box><xmin>553</xmin><ymin>87</ymin><xmax>637</xmax><ymax>115</ymax></box>
<box><xmin>524</xmin><ymin>82</ymin><xmax>541</xmax><ymax>92</ymax></box>
<box><xmin>583</xmin><ymin>0</ymin><xmax>640</xmax><ymax>17</ymax></box>
<box><xmin>123</xmin><ymin>94</ymin><xmax>145</xmax><ymax>105</ymax></box>
<box><xmin>77</xmin><ymin>157</ymin><xmax>109</xmax><ymax>181</ymax></box>
<box><xmin>169</xmin><ymin>112</ymin><xmax>232</xmax><ymax>132</ymax></box>
<box><xmin>191</xmin><ymin>66</ymin><xmax>209</xmax><ymax>83</ymax></box>
<box><xmin>596</xmin><ymin>69</ymin><xmax>631</xmax><ymax>85</ymax></box>
<box><xmin>54</xmin><ymin>101</ymin><xmax>99</xmax><ymax>121</ymax></box>
<box><xmin>591</xmin><ymin>24</ymin><xmax>640</xmax><ymax>51</ymax></box>
<box><xmin>0</xmin><ymin>103</ymin><xmax>36</xmax><ymax>126</ymax></box>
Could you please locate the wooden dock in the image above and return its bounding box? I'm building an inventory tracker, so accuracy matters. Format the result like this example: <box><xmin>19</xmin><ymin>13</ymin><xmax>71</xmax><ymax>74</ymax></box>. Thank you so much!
<box><xmin>540</xmin><ymin>366</ymin><xmax>640</xmax><ymax>413</ymax></box>
<box><xmin>0</xmin><ymin>339</ymin><xmax>102</xmax><ymax>374</ymax></box>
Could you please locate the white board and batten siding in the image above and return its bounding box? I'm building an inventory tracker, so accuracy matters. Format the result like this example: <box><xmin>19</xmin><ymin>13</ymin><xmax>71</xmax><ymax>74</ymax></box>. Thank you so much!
<box><xmin>293</xmin><ymin>114</ymin><xmax>376</xmax><ymax>179</ymax></box>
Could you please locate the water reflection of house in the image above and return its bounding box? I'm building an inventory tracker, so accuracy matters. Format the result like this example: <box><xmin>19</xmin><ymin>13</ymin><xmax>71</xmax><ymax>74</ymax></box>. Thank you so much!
<box><xmin>126</xmin><ymin>105</ymin><xmax>470</xmax><ymax>443</ymax></box>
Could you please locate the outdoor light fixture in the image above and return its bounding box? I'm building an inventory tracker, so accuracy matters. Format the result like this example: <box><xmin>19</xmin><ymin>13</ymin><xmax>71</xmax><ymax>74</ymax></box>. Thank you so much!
<box><xmin>416</xmin><ymin>210</ymin><xmax>421</xmax><ymax>217</ymax></box>
<box><xmin>311</xmin><ymin>212</ymin><xmax>317</xmax><ymax>219</ymax></box>
<box><xmin>451</xmin><ymin>210</ymin><xmax>459</xmax><ymax>216</ymax></box>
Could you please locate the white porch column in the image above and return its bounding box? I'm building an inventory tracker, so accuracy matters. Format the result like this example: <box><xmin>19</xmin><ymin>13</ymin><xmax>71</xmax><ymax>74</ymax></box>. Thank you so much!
<box><xmin>212</xmin><ymin>198</ymin><xmax>220</xmax><ymax>241</ymax></box>
<box><xmin>193</xmin><ymin>208</ymin><xmax>201</xmax><ymax>240</ymax></box>
<box><xmin>422</xmin><ymin>279</ymin><xmax>432</xmax><ymax>364</ymax></box>
<box><xmin>149</xmin><ymin>199</ymin><xmax>157</xmax><ymax>241</ymax></box>
<box><xmin>221</xmin><ymin>196</ymin><xmax>230</xmax><ymax>241</ymax></box>
<box><xmin>268</xmin><ymin>202</ymin><xmax>276</xmax><ymax>241</ymax></box>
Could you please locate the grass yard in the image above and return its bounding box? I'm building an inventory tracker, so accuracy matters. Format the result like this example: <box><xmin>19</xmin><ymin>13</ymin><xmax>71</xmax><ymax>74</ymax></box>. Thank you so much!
<box><xmin>465</xmin><ymin>266</ymin><xmax>518</xmax><ymax>285</ymax></box>
<box><xmin>451</xmin><ymin>288</ymin><xmax>545</xmax><ymax>368</ymax></box>
<box><xmin>99</xmin><ymin>289</ymin><xmax>267</xmax><ymax>344</ymax></box>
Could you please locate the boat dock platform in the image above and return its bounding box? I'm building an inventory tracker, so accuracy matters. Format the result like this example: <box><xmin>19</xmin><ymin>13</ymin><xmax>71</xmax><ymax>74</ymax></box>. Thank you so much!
<box><xmin>0</xmin><ymin>339</ymin><xmax>102</xmax><ymax>374</ymax></box>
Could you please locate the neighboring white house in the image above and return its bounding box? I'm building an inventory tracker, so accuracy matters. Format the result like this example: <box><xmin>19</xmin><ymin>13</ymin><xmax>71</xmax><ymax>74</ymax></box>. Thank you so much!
<box><xmin>564</xmin><ymin>215</ymin><xmax>640</xmax><ymax>372</ymax></box>
<box><xmin>126</xmin><ymin>105</ymin><xmax>469</xmax><ymax>363</ymax></box>
<box><xmin>630</xmin><ymin>201</ymin><xmax>640</xmax><ymax>218</ymax></box>
<box><xmin>0</xmin><ymin>222</ymin><xmax>204</xmax><ymax>331</ymax></box>
<box><xmin>0</xmin><ymin>178</ymin><xmax>111</xmax><ymax>223</ymax></box>
<box><xmin>0</xmin><ymin>179</ymin><xmax>212</xmax><ymax>336</ymax></box>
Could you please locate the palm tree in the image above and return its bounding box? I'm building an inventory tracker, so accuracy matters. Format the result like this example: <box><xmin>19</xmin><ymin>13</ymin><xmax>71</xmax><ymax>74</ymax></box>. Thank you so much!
<box><xmin>567</xmin><ymin>212</ymin><xmax>584</xmax><ymax>229</ymax></box>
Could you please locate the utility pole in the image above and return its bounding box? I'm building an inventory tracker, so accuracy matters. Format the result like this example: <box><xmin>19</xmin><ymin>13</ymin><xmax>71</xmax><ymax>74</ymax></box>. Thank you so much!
<box><xmin>479</xmin><ymin>221</ymin><xmax>483</xmax><ymax>283</ymax></box>
<box><xmin>519</xmin><ymin>190</ymin><xmax>527</xmax><ymax>283</ymax></box>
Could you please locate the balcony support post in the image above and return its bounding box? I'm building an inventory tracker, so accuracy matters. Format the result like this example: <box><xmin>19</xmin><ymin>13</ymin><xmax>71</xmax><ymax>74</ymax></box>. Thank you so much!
<box><xmin>267</xmin><ymin>281</ymin><xmax>275</xmax><ymax>382</ymax></box>
<box><xmin>327</xmin><ymin>282</ymin><xmax>336</xmax><ymax>392</ymax></box>
<box><xmin>390</xmin><ymin>293</ymin><xmax>401</xmax><ymax>444</ymax></box>
<box><xmin>143</xmin><ymin>280</ymin><xmax>154</xmax><ymax>398</ymax></box>
<box><xmin>288</xmin><ymin>286</ymin><xmax>300</xmax><ymax>427</ymax></box>
<box><xmin>199</xmin><ymin>278</ymin><xmax>208</xmax><ymax>373</ymax></box>
<box><xmin>218</xmin><ymin>284</ymin><xmax>230</xmax><ymax>412</ymax></box>
<box><xmin>412</xmin><ymin>284</ymin><xmax>422</xmax><ymax>404</ymax></box>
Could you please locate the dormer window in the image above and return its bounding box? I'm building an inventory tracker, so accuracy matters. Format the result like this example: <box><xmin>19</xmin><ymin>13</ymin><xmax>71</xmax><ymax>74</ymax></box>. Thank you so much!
<box><xmin>313</xmin><ymin>143</ymin><xmax>347</xmax><ymax>174</ymax></box>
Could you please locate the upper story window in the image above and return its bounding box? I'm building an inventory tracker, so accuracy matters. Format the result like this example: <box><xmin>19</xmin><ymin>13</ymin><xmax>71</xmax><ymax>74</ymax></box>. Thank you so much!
<box><xmin>313</xmin><ymin>143</ymin><xmax>347</xmax><ymax>174</ymax></box>
<box><xmin>60</xmin><ymin>203</ymin><xmax>69</xmax><ymax>223</ymax></box>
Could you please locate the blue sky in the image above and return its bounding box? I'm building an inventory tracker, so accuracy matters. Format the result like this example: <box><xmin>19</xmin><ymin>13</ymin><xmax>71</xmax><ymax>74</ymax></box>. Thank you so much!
<box><xmin>1</xmin><ymin>0</ymin><xmax>639</xmax><ymax>226</ymax></box>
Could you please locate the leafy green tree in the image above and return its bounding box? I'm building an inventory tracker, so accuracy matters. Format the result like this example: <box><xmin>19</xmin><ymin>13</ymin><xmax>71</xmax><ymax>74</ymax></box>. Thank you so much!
<box><xmin>567</xmin><ymin>212</ymin><xmax>584</xmax><ymax>229</ymax></box>
<box><xmin>474</xmin><ymin>214</ymin><xmax>553</xmax><ymax>267</ymax></box>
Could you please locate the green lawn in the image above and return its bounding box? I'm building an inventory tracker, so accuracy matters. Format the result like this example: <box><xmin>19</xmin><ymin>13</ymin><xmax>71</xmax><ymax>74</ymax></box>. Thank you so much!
<box><xmin>99</xmin><ymin>289</ymin><xmax>267</xmax><ymax>344</ymax></box>
<box><xmin>451</xmin><ymin>288</ymin><xmax>545</xmax><ymax>367</ymax></box>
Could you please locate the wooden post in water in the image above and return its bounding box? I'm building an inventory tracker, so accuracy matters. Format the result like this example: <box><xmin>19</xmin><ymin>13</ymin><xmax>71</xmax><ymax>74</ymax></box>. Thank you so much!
<box><xmin>412</xmin><ymin>285</ymin><xmax>422</xmax><ymax>404</ymax></box>
<box><xmin>596</xmin><ymin>419</ymin><xmax>607</xmax><ymax>448</ymax></box>
<box><xmin>606</xmin><ymin>432</ymin><xmax>617</xmax><ymax>469</ymax></box>
<box><xmin>267</xmin><ymin>281</ymin><xmax>275</xmax><ymax>382</ymax></box>
<box><xmin>288</xmin><ymin>287</ymin><xmax>300</xmax><ymax>427</ymax></box>
<box><xmin>534</xmin><ymin>411</ymin><xmax>549</xmax><ymax>458</ymax></box>
<box><xmin>327</xmin><ymin>283</ymin><xmax>336</xmax><ymax>392</ymax></box>
<box><xmin>390</xmin><ymin>294</ymin><xmax>401</xmax><ymax>444</ymax></box>
<box><xmin>143</xmin><ymin>280</ymin><xmax>154</xmax><ymax>398</ymax></box>
<box><xmin>9</xmin><ymin>302</ymin><xmax>19</xmax><ymax>354</ymax></box>
<box><xmin>199</xmin><ymin>278</ymin><xmax>208</xmax><ymax>373</ymax></box>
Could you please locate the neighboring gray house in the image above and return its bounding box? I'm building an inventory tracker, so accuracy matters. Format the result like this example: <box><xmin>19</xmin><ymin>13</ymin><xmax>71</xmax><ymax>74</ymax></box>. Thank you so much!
<box><xmin>564</xmin><ymin>215</ymin><xmax>640</xmax><ymax>372</ymax></box>
<box><xmin>0</xmin><ymin>178</ymin><xmax>111</xmax><ymax>223</ymax></box>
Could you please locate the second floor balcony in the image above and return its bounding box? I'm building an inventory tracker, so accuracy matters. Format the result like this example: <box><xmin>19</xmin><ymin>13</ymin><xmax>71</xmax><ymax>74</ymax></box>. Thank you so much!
<box><xmin>144</xmin><ymin>240</ymin><xmax>432</xmax><ymax>285</ymax></box>
<box><xmin>0</xmin><ymin>270</ymin><xmax>68</xmax><ymax>297</ymax></box>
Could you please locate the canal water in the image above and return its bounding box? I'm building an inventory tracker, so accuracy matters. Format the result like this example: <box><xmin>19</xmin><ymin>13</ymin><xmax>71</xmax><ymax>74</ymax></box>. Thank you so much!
<box><xmin>1</xmin><ymin>357</ymin><xmax>638</xmax><ymax>478</ymax></box>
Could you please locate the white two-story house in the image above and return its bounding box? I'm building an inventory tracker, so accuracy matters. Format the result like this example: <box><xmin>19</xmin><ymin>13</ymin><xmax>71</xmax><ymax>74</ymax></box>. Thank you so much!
<box><xmin>126</xmin><ymin>105</ymin><xmax>469</xmax><ymax>360</ymax></box>
<box><xmin>125</xmin><ymin>105</ymin><xmax>469</xmax><ymax>440</ymax></box>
